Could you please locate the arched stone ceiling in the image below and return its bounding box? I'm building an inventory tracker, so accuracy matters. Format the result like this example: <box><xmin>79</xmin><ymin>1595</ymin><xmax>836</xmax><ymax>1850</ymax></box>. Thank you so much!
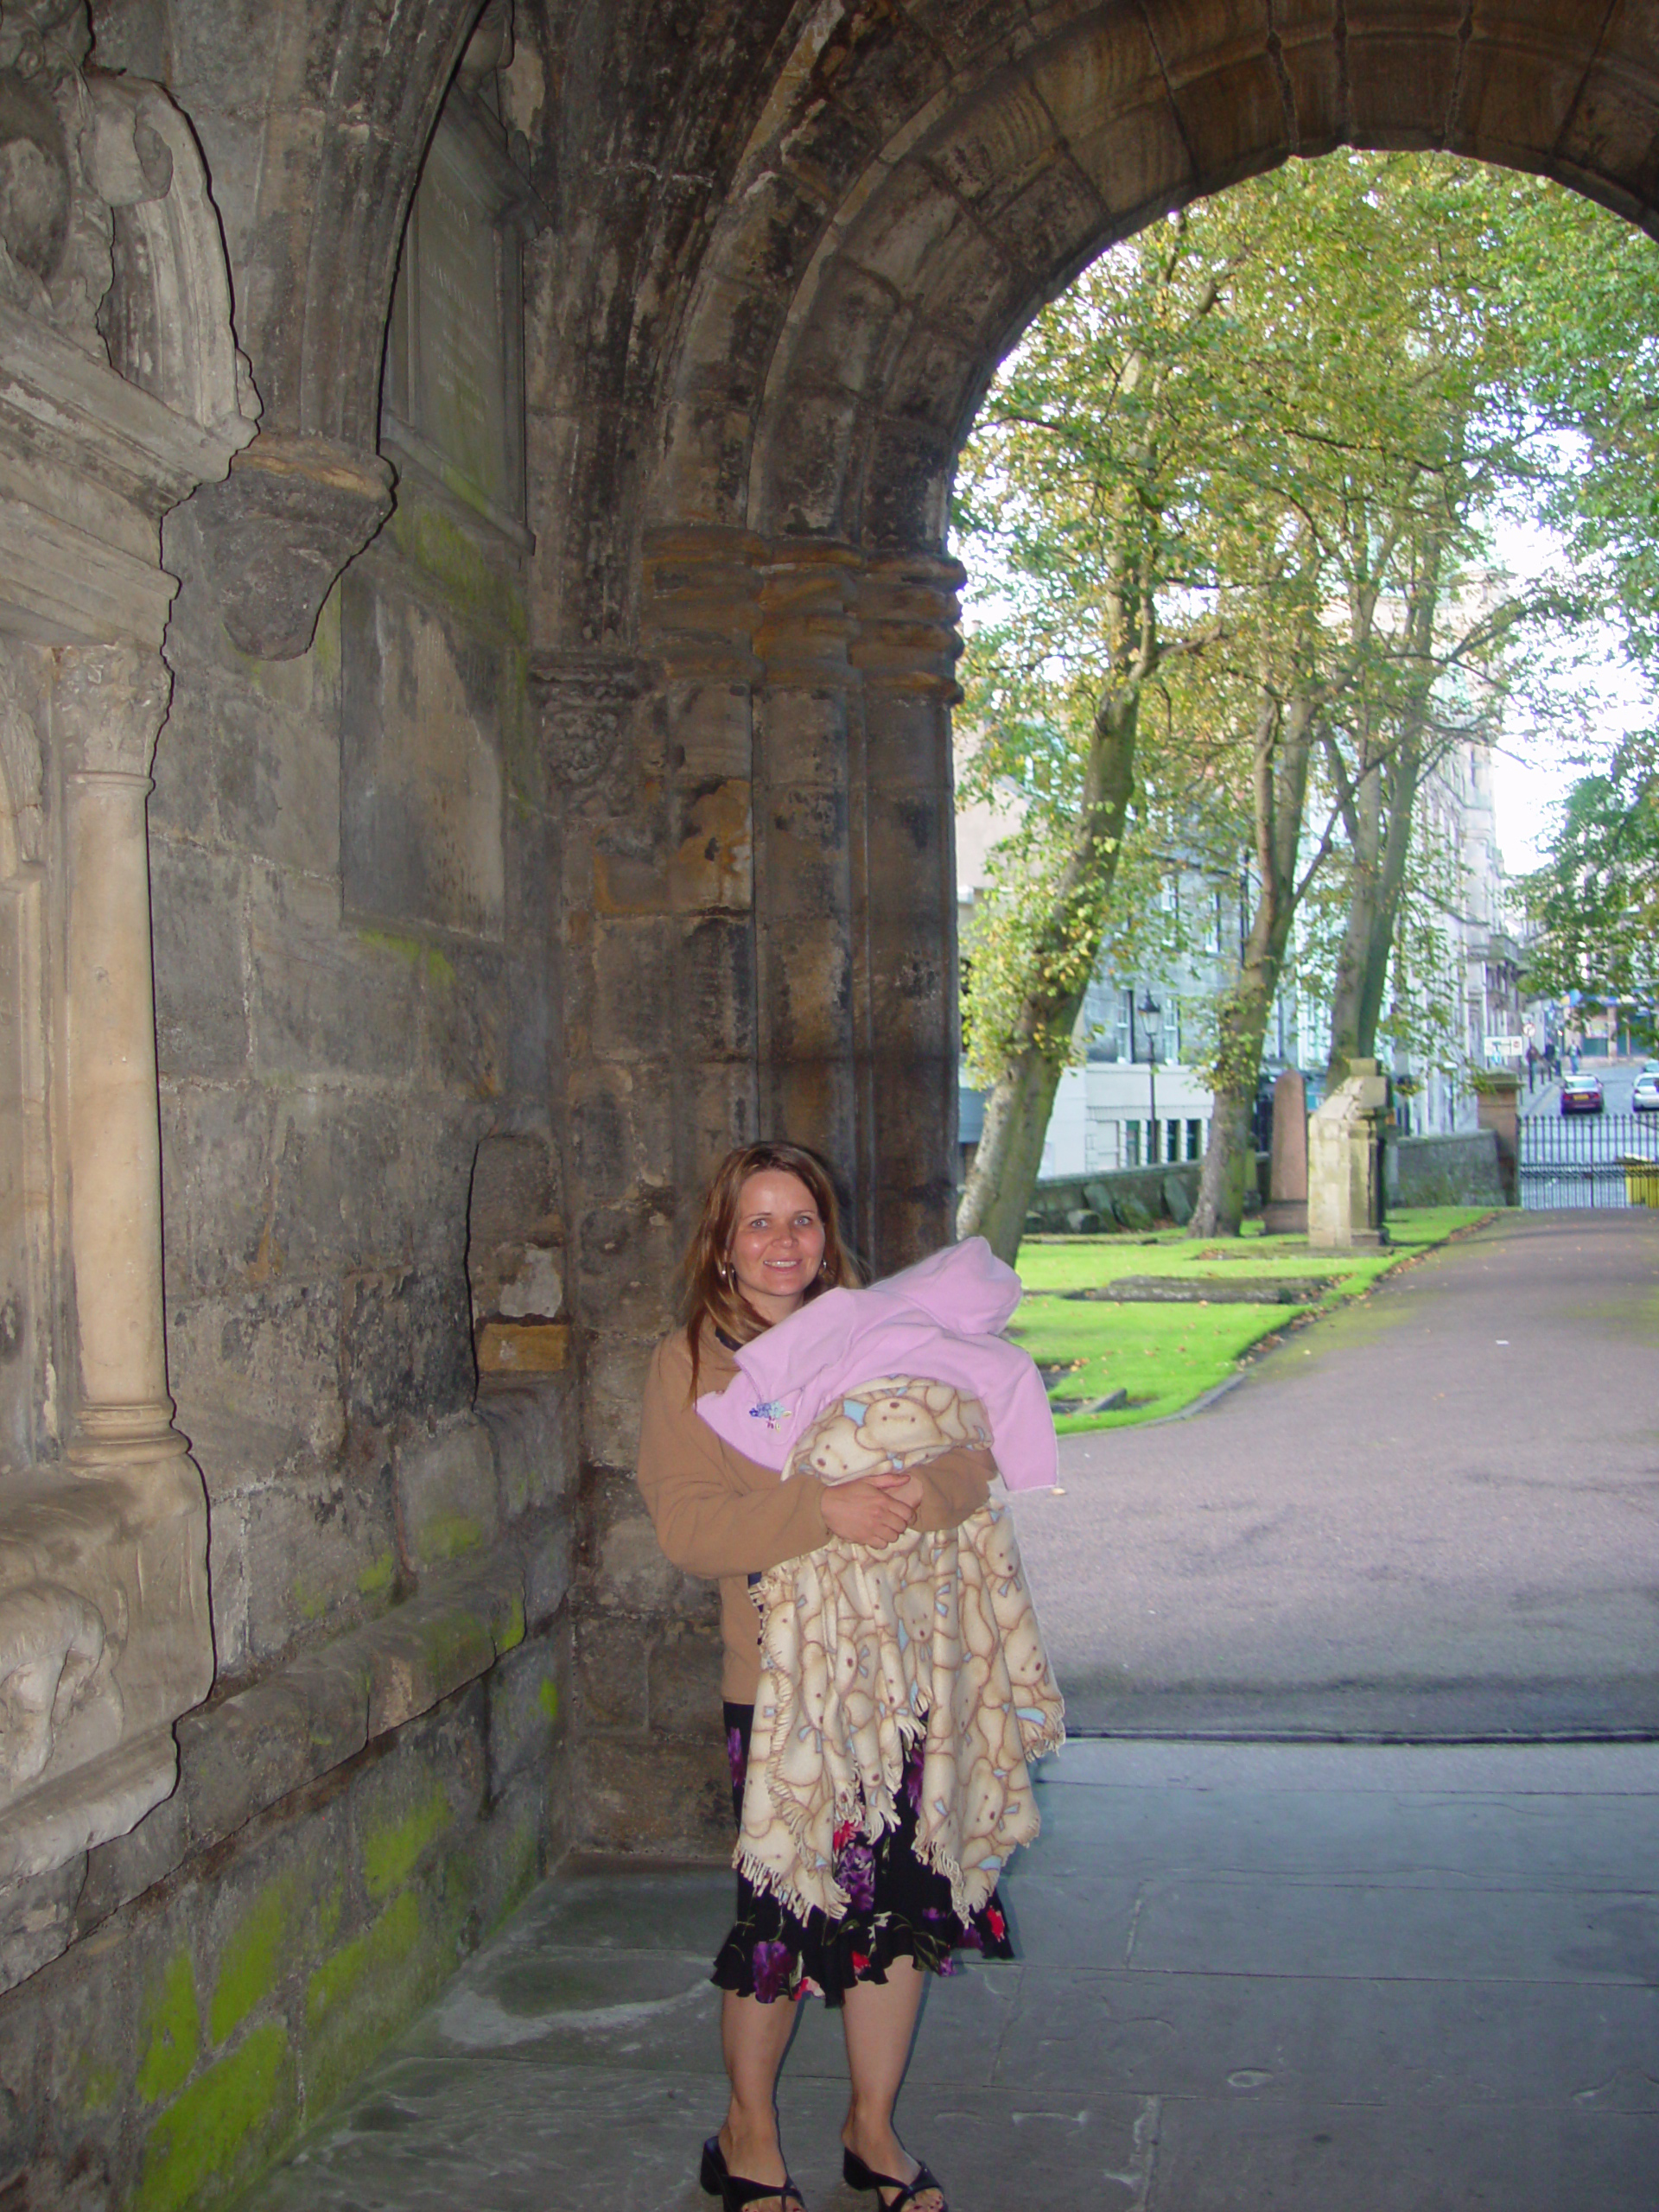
<box><xmin>652</xmin><ymin>0</ymin><xmax>1659</xmax><ymax>555</ymax></box>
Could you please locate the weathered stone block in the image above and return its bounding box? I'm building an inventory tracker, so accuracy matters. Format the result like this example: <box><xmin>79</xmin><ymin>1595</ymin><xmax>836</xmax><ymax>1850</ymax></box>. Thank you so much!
<box><xmin>169</xmin><ymin>1282</ymin><xmax>346</xmax><ymax>1465</ymax></box>
<box><xmin>196</xmin><ymin>1796</ymin><xmax>353</xmax><ymax>2050</ymax></box>
<box><xmin>341</xmin><ymin>1265</ymin><xmax>474</xmax><ymax>1432</ymax></box>
<box><xmin>592</xmin><ymin>917</ymin><xmax>673</xmax><ymax>1060</ymax></box>
<box><xmin>396</xmin><ymin>1417</ymin><xmax>499</xmax><ymax>1571</ymax></box>
<box><xmin>575</xmin><ymin>1732</ymin><xmax>729</xmax><ymax>1858</ymax></box>
<box><xmin>149</xmin><ymin>841</ymin><xmax>250</xmax><ymax>1078</ymax></box>
<box><xmin>78</xmin><ymin>1788</ymin><xmax>189</xmax><ymax>1936</ymax></box>
<box><xmin>246</xmin><ymin>865</ymin><xmax>424</xmax><ymax>1082</ymax></box>
<box><xmin>158</xmin><ymin>1083</ymin><xmax>276</xmax><ymax>1300</ymax></box>
<box><xmin>581</xmin><ymin>1333</ymin><xmax>656</xmax><ymax>1471</ymax></box>
<box><xmin>573</xmin><ymin>1611</ymin><xmax>651</xmax><ymax>1732</ymax></box>
<box><xmin>523</xmin><ymin>1510</ymin><xmax>575</xmax><ymax>1628</ymax></box>
<box><xmin>486</xmin><ymin>1630</ymin><xmax>564</xmax><ymax>1796</ymax></box>
<box><xmin>0</xmin><ymin>1854</ymin><xmax>86</xmax><ymax>1989</ymax></box>
<box><xmin>647</xmin><ymin>1618</ymin><xmax>726</xmax><ymax>1737</ymax></box>
<box><xmin>340</xmin><ymin>575</ymin><xmax>507</xmax><ymax>940</ymax></box>
<box><xmin>480</xmin><ymin>1383</ymin><xmax>575</xmax><ymax>1522</ymax></box>
<box><xmin>418</xmin><ymin>941</ymin><xmax>511</xmax><ymax>1098</ymax></box>
<box><xmin>664</xmin><ymin>680</ymin><xmax>753</xmax><ymax>781</ymax></box>
<box><xmin>476</xmin><ymin>1319</ymin><xmax>570</xmax><ymax>1378</ymax></box>
<box><xmin>677</xmin><ymin>913</ymin><xmax>758</xmax><ymax>1060</ymax></box>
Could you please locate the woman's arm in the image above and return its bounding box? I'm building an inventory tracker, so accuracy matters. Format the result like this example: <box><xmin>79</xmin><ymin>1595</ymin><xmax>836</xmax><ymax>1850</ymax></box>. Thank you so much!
<box><xmin>637</xmin><ymin>1336</ymin><xmax>833</xmax><ymax>1579</ymax></box>
<box><xmin>901</xmin><ymin>1443</ymin><xmax>997</xmax><ymax>1533</ymax></box>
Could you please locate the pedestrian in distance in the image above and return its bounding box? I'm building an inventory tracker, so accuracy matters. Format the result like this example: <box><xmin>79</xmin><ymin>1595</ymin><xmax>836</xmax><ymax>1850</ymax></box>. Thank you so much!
<box><xmin>636</xmin><ymin>1141</ymin><xmax>1013</xmax><ymax>2212</ymax></box>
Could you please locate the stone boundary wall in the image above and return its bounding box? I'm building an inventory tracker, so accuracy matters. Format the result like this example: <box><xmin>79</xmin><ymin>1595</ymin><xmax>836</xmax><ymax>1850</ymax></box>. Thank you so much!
<box><xmin>1386</xmin><ymin>1131</ymin><xmax>1507</xmax><ymax>1209</ymax></box>
<box><xmin>1026</xmin><ymin>1154</ymin><xmax>1272</xmax><ymax>1235</ymax></box>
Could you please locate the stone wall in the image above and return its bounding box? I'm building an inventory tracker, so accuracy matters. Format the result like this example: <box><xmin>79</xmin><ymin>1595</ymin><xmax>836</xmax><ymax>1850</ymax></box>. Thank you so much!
<box><xmin>1025</xmin><ymin>1157</ymin><xmax>1270</xmax><ymax>1236</ymax></box>
<box><xmin>1386</xmin><ymin>1131</ymin><xmax>1507</xmax><ymax>1211</ymax></box>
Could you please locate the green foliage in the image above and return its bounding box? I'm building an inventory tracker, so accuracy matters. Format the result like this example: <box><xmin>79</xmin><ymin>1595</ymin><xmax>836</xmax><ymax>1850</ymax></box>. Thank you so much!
<box><xmin>1520</xmin><ymin>739</ymin><xmax>1659</xmax><ymax>1004</ymax></box>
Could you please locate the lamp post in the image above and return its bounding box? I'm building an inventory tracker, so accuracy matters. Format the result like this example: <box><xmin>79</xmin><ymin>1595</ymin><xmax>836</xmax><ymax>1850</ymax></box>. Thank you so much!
<box><xmin>1139</xmin><ymin>990</ymin><xmax>1162</xmax><ymax>1162</ymax></box>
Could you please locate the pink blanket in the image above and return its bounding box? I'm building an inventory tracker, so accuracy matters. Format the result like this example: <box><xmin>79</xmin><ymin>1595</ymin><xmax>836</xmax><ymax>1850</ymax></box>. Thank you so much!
<box><xmin>696</xmin><ymin>1237</ymin><xmax>1058</xmax><ymax>1492</ymax></box>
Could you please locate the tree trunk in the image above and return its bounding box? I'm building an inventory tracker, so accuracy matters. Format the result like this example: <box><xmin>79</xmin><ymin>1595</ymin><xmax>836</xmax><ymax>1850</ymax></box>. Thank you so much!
<box><xmin>1325</xmin><ymin>556</ymin><xmax>1440</xmax><ymax>1092</ymax></box>
<box><xmin>957</xmin><ymin>682</ymin><xmax>1141</xmax><ymax>1262</ymax></box>
<box><xmin>1192</xmin><ymin>684</ymin><xmax>1317</xmax><ymax>1236</ymax></box>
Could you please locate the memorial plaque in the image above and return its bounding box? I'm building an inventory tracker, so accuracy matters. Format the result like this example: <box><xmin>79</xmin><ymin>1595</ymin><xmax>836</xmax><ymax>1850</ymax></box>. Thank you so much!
<box><xmin>381</xmin><ymin>98</ymin><xmax>538</xmax><ymax>541</ymax></box>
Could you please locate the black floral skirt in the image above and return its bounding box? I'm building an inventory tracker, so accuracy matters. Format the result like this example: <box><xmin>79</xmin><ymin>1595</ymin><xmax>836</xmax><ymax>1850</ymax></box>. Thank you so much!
<box><xmin>711</xmin><ymin>1700</ymin><xmax>1016</xmax><ymax>2008</ymax></box>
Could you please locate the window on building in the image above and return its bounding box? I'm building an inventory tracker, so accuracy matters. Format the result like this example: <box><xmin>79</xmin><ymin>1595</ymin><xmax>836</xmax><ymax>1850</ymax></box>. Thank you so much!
<box><xmin>1186</xmin><ymin>1119</ymin><xmax>1203</xmax><ymax>1160</ymax></box>
<box><xmin>1123</xmin><ymin>1121</ymin><xmax>1141</xmax><ymax>1168</ymax></box>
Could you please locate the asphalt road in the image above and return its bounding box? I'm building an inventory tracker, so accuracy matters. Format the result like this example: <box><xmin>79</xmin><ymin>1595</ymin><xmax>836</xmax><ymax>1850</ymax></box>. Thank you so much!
<box><xmin>1009</xmin><ymin>1209</ymin><xmax>1659</xmax><ymax>1739</ymax></box>
<box><xmin>1523</xmin><ymin>1053</ymin><xmax>1656</xmax><ymax>1115</ymax></box>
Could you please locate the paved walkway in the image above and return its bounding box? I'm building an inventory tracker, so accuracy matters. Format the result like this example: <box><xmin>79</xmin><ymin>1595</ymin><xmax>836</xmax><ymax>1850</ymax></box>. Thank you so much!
<box><xmin>1014</xmin><ymin>1210</ymin><xmax>1659</xmax><ymax>1737</ymax></box>
<box><xmin>247</xmin><ymin>1738</ymin><xmax>1659</xmax><ymax>2211</ymax></box>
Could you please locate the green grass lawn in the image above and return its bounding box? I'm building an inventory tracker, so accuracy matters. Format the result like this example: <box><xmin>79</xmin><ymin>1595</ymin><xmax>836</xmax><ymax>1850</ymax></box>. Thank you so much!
<box><xmin>1010</xmin><ymin>1206</ymin><xmax>1493</xmax><ymax>1433</ymax></box>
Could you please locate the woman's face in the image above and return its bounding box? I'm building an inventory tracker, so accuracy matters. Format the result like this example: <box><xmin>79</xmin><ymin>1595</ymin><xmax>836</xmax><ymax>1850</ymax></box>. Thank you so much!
<box><xmin>726</xmin><ymin>1169</ymin><xmax>826</xmax><ymax>1325</ymax></box>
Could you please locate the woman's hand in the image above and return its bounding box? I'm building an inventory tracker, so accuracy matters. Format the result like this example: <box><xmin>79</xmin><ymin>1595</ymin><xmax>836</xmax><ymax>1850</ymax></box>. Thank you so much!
<box><xmin>819</xmin><ymin>1470</ymin><xmax>919</xmax><ymax>1546</ymax></box>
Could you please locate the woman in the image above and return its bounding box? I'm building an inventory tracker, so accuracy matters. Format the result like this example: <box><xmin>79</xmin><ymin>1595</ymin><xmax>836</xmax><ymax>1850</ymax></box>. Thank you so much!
<box><xmin>637</xmin><ymin>1142</ymin><xmax>1014</xmax><ymax>2212</ymax></box>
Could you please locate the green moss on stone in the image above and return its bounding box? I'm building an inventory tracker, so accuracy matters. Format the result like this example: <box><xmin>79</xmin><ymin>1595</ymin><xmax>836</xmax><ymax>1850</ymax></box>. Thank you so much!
<box><xmin>537</xmin><ymin>1675</ymin><xmax>559</xmax><ymax>1725</ymax></box>
<box><xmin>291</xmin><ymin>1573</ymin><xmax>328</xmax><ymax>1624</ymax></box>
<box><xmin>302</xmin><ymin>1886</ymin><xmax>456</xmax><ymax>2119</ymax></box>
<box><xmin>356</xmin><ymin>926</ymin><xmax>456</xmax><ymax>990</ymax></box>
<box><xmin>305</xmin><ymin>1891</ymin><xmax>423</xmax><ymax>2034</ymax></box>
<box><xmin>362</xmin><ymin>1785</ymin><xmax>453</xmax><ymax>1902</ymax></box>
<box><xmin>137</xmin><ymin>1948</ymin><xmax>200</xmax><ymax>2105</ymax></box>
<box><xmin>209</xmin><ymin>1879</ymin><xmax>296</xmax><ymax>2046</ymax></box>
<box><xmin>388</xmin><ymin>505</ymin><xmax>528</xmax><ymax>645</ymax></box>
<box><xmin>501</xmin><ymin>1595</ymin><xmax>526</xmax><ymax>1651</ymax></box>
<box><xmin>357</xmin><ymin>1548</ymin><xmax>396</xmax><ymax>1598</ymax></box>
<box><xmin>134</xmin><ymin>2024</ymin><xmax>293</xmax><ymax>2212</ymax></box>
<box><xmin>416</xmin><ymin>1510</ymin><xmax>484</xmax><ymax>1563</ymax></box>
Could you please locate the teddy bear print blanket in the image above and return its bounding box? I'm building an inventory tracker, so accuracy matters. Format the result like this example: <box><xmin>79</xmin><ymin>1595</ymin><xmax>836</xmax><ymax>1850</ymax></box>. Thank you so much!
<box><xmin>736</xmin><ymin>1376</ymin><xmax>1065</xmax><ymax>1924</ymax></box>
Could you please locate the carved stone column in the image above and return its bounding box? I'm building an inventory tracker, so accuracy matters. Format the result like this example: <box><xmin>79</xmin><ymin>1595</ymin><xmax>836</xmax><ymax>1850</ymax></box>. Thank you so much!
<box><xmin>54</xmin><ymin>645</ymin><xmax>181</xmax><ymax>1462</ymax></box>
<box><xmin>850</xmin><ymin>552</ymin><xmax>965</xmax><ymax>1271</ymax></box>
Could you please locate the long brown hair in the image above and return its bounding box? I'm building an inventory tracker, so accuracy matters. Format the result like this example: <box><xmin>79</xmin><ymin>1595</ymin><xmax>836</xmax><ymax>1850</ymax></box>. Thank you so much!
<box><xmin>681</xmin><ymin>1142</ymin><xmax>861</xmax><ymax>1395</ymax></box>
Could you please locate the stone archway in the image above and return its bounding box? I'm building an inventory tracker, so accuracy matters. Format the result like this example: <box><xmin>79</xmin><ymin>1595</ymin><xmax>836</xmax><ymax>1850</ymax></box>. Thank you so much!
<box><xmin>648</xmin><ymin>0</ymin><xmax>1659</xmax><ymax>1266</ymax></box>
<box><xmin>574</xmin><ymin>0</ymin><xmax>1659</xmax><ymax>1853</ymax></box>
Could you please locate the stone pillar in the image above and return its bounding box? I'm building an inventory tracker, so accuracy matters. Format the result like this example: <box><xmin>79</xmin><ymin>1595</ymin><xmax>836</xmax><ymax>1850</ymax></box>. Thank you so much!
<box><xmin>851</xmin><ymin>553</ymin><xmax>964</xmax><ymax>1273</ymax></box>
<box><xmin>752</xmin><ymin>546</ymin><xmax>861</xmax><ymax>1183</ymax></box>
<box><xmin>1262</xmin><ymin>1069</ymin><xmax>1309</xmax><ymax>1235</ymax></box>
<box><xmin>1307</xmin><ymin>1058</ymin><xmax>1389</xmax><ymax>1251</ymax></box>
<box><xmin>1474</xmin><ymin>1071</ymin><xmax>1521</xmax><ymax>1206</ymax></box>
<box><xmin>54</xmin><ymin>645</ymin><xmax>181</xmax><ymax>1463</ymax></box>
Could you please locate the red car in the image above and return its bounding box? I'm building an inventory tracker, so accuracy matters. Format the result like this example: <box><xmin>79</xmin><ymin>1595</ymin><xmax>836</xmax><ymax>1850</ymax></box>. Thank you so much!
<box><xmin>1560</xmin><ymin>1071</ymin><xmax>1604</xmax><ymax>1115</ymax></box>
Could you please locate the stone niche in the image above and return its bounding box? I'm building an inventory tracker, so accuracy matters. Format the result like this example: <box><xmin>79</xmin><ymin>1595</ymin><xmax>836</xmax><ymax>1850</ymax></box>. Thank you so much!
<box><xmin>0</xmin><ymin>11</ymin><xmax>259</xmax><ymax>1983</ymax></box>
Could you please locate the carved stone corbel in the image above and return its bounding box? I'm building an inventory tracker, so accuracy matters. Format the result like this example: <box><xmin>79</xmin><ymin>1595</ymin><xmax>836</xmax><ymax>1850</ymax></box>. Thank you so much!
<box><xmin>189</xmin><ymin>431</ymin><xmax>396</xmax><ymax>660</ymax></box>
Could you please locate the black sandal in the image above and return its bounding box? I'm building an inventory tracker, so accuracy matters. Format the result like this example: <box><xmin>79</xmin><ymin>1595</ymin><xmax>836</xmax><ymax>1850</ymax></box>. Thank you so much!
<box><xmin>701</xmin><ymin>2134</ymin><xmax>806</xmax><ymax>2211</ymax></box>
<box><xmin>842</xmin><ymin>2147</ymin><xmax>948</xmax><ymax>2212</ymax></box>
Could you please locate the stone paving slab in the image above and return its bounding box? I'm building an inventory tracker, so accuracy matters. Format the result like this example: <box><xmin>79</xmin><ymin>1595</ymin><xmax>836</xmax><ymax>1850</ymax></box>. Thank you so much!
<box><xmin>243</xmin><ymin>1738</ymin><xmax>1659</xmax><ymax>2212</ymax></box>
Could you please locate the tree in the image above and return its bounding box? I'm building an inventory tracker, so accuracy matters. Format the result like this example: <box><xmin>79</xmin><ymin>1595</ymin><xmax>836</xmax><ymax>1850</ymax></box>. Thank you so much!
<box><xmin>1519</xmin><ymin>740</ymin><xmax>1659</xmax><ymax>1015</ymax></box>
<box><xmin>953</xmin><ymin>209</ymin><xmax>1245</xmax><ymax>1258</ymax></box>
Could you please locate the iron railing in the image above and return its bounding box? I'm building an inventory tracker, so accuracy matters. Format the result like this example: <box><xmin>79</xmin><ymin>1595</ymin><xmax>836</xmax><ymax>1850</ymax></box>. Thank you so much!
<box><xmin>1518</xmin><ymin>1110</ymin><xmax>1659</xmax><ymax>1210</ymax></box>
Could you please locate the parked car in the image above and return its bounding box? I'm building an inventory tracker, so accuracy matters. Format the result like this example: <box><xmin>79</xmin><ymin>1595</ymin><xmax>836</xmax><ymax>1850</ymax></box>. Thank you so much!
<box><xmin>1561</xmin><ymin>1071</ymin><xmax>1605</xmax><ymax>1115</ymax></box>
<box><xmin>1633</xmin><ymin>1065</ymin><xmax>1659</xmax><ymax>1113</ymax></box>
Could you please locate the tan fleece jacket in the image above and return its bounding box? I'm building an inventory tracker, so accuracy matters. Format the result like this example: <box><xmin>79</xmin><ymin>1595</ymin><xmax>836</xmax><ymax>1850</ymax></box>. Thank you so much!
<box><xmin>636</xmin><ymin>1325</ymin><xmax>997</xmax><ymax>1702</ymax></box>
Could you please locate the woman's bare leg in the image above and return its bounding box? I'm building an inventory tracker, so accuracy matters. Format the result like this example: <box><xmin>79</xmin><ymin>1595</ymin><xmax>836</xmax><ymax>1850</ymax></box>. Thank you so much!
<box><xmin>840</xmin><ymin>1962</ymin><xmax>945</xmax><ymax>2210</ymax></box>
<box><xmin>718</xmin><ymin>1987</ymin><xmax>798</xmax><ymax>2205</ymax></box>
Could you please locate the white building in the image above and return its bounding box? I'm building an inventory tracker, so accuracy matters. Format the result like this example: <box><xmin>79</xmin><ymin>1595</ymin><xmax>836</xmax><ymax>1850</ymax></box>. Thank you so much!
<box><xmin>958</xmin><ymin>727</ymin><xmax>1524</xmax><ymax>1167</ymax></box>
